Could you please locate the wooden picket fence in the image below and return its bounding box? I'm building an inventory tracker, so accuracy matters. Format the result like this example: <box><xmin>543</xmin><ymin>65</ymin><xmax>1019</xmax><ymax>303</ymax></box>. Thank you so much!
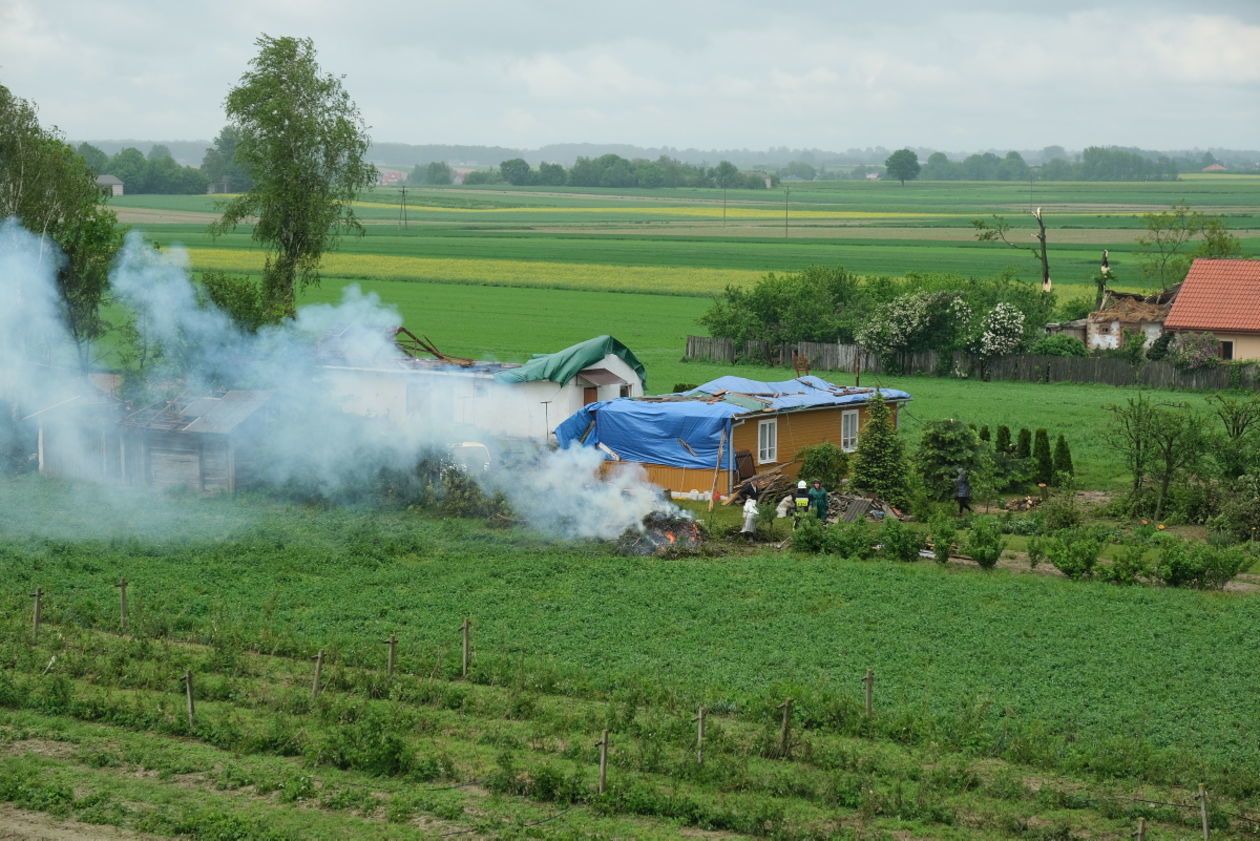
<box><xmin>683</xmin><ymin>336</ymin><xmax>1260</xmax><ymax>391</ymax></box>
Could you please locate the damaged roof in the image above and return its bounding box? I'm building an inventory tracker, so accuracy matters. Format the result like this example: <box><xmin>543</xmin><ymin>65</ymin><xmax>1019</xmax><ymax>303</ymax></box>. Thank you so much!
<box><xmin>126</xmin><ymin>390</ymin><xmax>270</xmax><ymax>434</ymax></box>
<box><xmin>494</xmin><ymin>335</ymin><xmax>647</xmax><ymax>389</ymax></box>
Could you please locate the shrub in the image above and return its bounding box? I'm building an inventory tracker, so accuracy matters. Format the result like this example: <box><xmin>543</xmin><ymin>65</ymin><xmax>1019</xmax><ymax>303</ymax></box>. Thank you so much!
<box><xmin>915</xmin><ymin>419</ymin><xmax>980</xmax><ymax>502</ymax></box>
<box><xmin>1044</xmin><ymin>528</ymin><xmax>1104</xmax><ymax>580</ymax></box>
<box><xmin>929</xmin><ymin>513</ymin><xmax>957</xmax><ymax>563</ymax></box>
<box><xmin>1040</xmin><ymin>488</ymin><xmax>1083</xmax><ymax>531</ymax></box>
<box><xmin>1145</xmin><ymin>331</ymin><xmax>1174</xmax><ymax>361</ymax></box>
<box><xmin>1097</xmin><ymin>543</ymin><xmax>1151</xmax><ymax>585</ymax></box>
<box><xmin>1026</xmin><ymin>535</ymin><xmax>1046</xmax><ymax>569</ymax></box>
<box><xmin>964</xmin><ymin>516</ymin><xmax>1006</xmax><ymax>569</ymax></box>
<box><xmin>1031</xmin><ymin>334</ymin><xmax>1088</xmax><ymax>357</ymax></box>
<box><xmin>1169</xmin><ymin>332</ymin><xmax>1223</xmax><ymax>371</ymax></box>
<box><xmin>829</xmin><ymin>519</ymin><xmax>875</xmax><ymax>559</ymax></box>
<box><xmin>796</xmin><ymin>442</ymin><xmax>849</xmax><ymax>491</ymax></box>
<box><xmin>878</xmin><ymin>517</ymin><xmax>922</xmax><ymax>562</ymax></box>
<box><xmin>1153</xmin><ymin>539</ymin><xmax>1251</xmax><ymax>589</ymax></box>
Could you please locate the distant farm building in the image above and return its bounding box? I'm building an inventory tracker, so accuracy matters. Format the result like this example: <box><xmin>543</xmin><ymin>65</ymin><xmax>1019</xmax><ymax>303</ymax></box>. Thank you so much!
<box><xmin>1163</xmin><ymin>258</ymin><xmax>1260</xmax><ymax>360</ymax></box>
<box><xmin>95</xmin><ymin>174</ymin><xmax>124</xmax><ymax>196</ymax></box>
<box><xmin>555</xmin><ymin>375</ymin><xmax>910</xmax><ymax>496</ymax></box>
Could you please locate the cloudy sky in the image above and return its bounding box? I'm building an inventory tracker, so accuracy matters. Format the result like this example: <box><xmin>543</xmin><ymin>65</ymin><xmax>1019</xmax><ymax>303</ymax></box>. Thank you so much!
<box><xmin>3</xmin><ymin>0</ymin><xmax>1258</xmax><ymax>153</ymax></box>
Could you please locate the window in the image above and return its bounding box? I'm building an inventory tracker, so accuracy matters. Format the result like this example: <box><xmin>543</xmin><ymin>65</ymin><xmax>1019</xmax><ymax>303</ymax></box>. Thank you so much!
<box><xmin>1221</xmin><ymin>341</ymin><xmax>1234</xmax><ymax>361</ymax></box>
<box><xmin>757</xmin><ymin>419</ymin><xmax>778</xmax><ymax>464</ymax></box>
<box><xmin>841</xmin><ymin>410</ymin><xmax>860</xmax><ymax>452</ymax></box>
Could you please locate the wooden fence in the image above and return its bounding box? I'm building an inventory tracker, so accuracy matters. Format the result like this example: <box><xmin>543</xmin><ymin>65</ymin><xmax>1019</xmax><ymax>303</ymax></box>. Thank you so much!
<box><xmin>683</xmin><ymin>336</ymin><xmax>1260</xmax><ymax>390</ymax></box>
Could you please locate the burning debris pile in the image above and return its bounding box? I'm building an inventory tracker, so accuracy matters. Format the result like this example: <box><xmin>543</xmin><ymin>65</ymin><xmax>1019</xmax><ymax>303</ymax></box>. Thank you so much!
<box><xmin>617</xmin><ymin>510</ymin><xmax>706</xmax><ymax>556</ymax></box>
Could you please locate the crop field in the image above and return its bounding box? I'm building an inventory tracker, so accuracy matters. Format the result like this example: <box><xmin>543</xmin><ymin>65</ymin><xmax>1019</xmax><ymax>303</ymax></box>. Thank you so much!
<box><xmin>2</xmin><ymin>479</ymin><xmax>1259</xmax><ymax>840</ymax></box>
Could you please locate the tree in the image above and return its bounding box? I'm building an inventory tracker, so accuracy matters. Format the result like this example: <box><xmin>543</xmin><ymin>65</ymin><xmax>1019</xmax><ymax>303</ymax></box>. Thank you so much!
<box><xmin>712</xmin><ymin>161</ymin><xmax>740</xmax><ymax>188</ymax></box>
<box><xmin>107</xmin><ymin>147</ymin><xmax>148</xmax><ymax>193</ymax></box>
<box><xmin>0</xmin><ymin>85</ymin><xmax>122</xmax><ymax>371</ymax></box>
<box><xmin>200</xmin><ymin>126</ymin><xmax>253</xmax><ymax>193</ymax></box>
<box><xmin>1104</xmin><ymin>394</ymin><xmax>1157</xmax><ymax>498</ymax></box>
<box><xmin>884</xmin><ymin>149</ymin><xmax>920</xmax><ymax>185</ymax></box>
<box><xmin>1136</xmin><ymin>203</ymin><xmax>1244</xmax><ymax>288</ymax></box>
<box><xmin>147</xmin><ymin>144</ymin><xmax>173</xmax><ymax>161</ymax></box>
<box><xmin>915</xmin><ymin>419</ymin><xmax>979</xmax><ymax>502</ymax></box>
<box><xmin>699</xmin><ymin>265</ymin><xmax>868</xmax><ymax>347</ymax></box>
<box><xmin>972</xmin><ymin>209</ymin><xmax>1052</xmax><ymax>291</ymax></box>
<box><xmin>499</xmin><ymin>158</ymin><xmax>532</xmax><ymax>186</ymax></box>
<box><xmin>211</xmin><ymin>35</ymin><xmax>377</xmax><ymax>319</ymax></box>
<box><xmin>1033</xmin><ymin>429</ymin><xmax>1053</xmax><ymax>485</ymax></box>
<box><xmin>76</xmin><ymin>143</ymin><xmax>108</xmax><ymax>174</ymax></box>
<box><xmin>1053</xmin><ymin>434</ymin><xmax>1074</xmax><ymax>478</ymax></box>
<box><xmin>851</xmin><ymin>393</ymin><xmax>910</xmax><ymax>510</ymax></box>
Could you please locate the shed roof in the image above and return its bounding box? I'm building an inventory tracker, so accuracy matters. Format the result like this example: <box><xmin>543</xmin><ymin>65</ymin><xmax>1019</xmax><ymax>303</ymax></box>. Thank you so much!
<box><xmin>1164</xmin><ymin>259</ymin><xmax>1260</xmax><ymax>333</ymax></box>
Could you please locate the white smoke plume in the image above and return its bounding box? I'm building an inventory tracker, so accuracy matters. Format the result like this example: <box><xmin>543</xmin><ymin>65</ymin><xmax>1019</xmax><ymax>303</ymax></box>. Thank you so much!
<box><xmin>1</xmin><ymin>222</ymin><xmax>675</xmax><ymax>540</ymax></box>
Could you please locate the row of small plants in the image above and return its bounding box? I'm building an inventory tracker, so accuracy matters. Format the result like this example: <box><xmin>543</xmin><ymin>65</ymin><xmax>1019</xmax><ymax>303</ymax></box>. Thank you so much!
<box><xmin>787</xmin><ymin>511</ymin><xmax>1252</xmax><ymax>590</ymax></box>
<box><xmin>2</xmin><ymin>614</ymin><xmax>1254</xmax><ymax>840</ymax></box>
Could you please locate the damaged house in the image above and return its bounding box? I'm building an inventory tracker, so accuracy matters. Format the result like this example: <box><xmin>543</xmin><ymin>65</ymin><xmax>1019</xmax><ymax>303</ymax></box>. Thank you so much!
<box><xmin>322</xmin><ymin>333</ymin><xmax>646</xmax><ymax>442</ymax></box>
<box><xmin>555</xmin><ymin>375</ymin><xmax>911</xmax><ymax>496</ymax></box>
<box><xmin>1086</xmin><ymin>286</ymin><xmax>1178</xmax><ymax>350</ymax></box>
<box><xmin>38</xmin><ymin>388</ymin><xmax>271</xmax><ymax>494</ymax></box>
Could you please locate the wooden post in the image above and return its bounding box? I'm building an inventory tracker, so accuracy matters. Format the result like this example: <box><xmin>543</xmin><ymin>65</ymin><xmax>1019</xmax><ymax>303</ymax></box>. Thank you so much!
<box><xmin>1197</xmin><ymin>783</ymin><xmax>1209</xmax><ymax>840</ymax></box>
<box><xmin>31</xmin><ymin>587</ymin><xmax>43</xmax><ymax>638</ymax></box>
<box><xmin>384</xmin><ymin>633</ymin><xmax>397</xmax><ymax>677</ymax></box>
<box><xmin>460</xmin><ymin>618</ymin><xmax>471</xmax><ymax>679</ymax></box>
<box><xmin>597</xmin><ymin>730</ymin><xmax>610</xmax><ymax>794</ymax></box>
<box><xmin>1136</xmin><ymin>817</ymin><xmax>1146</xmax><ymax>841</ymax></box>
<box><xmin>778</xmin><ymin>697</ymin><xmax>793</xmax><ymax>758</ymax></box>
<box><xmin>311</xmin><ymin>650</ymin><xmax>325</xmax><ymax>698</ymax></box>
<box><xmin>116</xmin><ymin>578</ymin><xmax>128</xmax><ymax>629</ymax></box>
<box><xmin>183</xmin><ymin>669</ymin><xmax>195</xmax><ymax>729</ymax></box>
<box><xmin>863</xmin><ymin>669</ymin><xmax>874</xmax><ymax>717</ymax></box>
<box><xmin>693</xmin><ymin>706</ymin><xmax>706</xmax><ymax>765</ymax></box>
<box><xmin>707</xmin><ymin>428</ymin><xmax>727</xmax><ymax>511</ymax></box>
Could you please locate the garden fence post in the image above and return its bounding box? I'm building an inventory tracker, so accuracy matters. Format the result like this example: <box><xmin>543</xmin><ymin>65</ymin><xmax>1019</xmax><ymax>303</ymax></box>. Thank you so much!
<box><xmin>693</xmin><ymin>706</ymin><xmax>706</xmax><ymax>765</ymax></box>
<box><xmin>864</xmin><ymin>669</ymin><xmax>874</xmax><ymax>717</ymax></box>
<box><xmin>384</xmin><ymin>633</ymin><xmax>397</xmax><ymax>677</ymax></box>
<box><xmin>312</xmin><ymin>649</ymin><xmax>324</xmax><ymax>698</ymax></box>
<box><xmin>597</xmin><ymin>729</ymin><xmax>610</xmax><ymax>794</ymax></box>
<box><xmin>116</xmin><ymin>578</ymin><xmax>128</xmax><ymax>630</ymax></box>
<box><xmin>31</xmin><ymin>587</ymin><xmax>43</xmax><ymax>638</ymax></box>
<box><xmin>1198</xmin><ymin>783</ymin><xmax>1209</xmax><ymax>840</ymax></box>
<box><xmin>461</xmin><ymin>618</ymin><xmax>471</xmax><ymax>679</ymax></box>
<box><xmin>184</xmin><ymin>669</ymin><xmax>195</xmax><ymax>729</ymax></box>
<box><xmin>778</xmin><ymin>697</ymin><xmax>793</xmax><ymax>758</ymax></box>
<box><xmin>1136</xmin><ymin>817</ymin><xmax>1146</xmax><ymax>841</ymax></box>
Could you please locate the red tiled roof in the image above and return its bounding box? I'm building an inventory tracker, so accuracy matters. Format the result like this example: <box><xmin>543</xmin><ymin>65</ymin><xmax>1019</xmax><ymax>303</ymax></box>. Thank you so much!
<box><xmin>1163</xmin><ymin>259</ymin><xmax>1260</xmax><ymax>333</ymax></box>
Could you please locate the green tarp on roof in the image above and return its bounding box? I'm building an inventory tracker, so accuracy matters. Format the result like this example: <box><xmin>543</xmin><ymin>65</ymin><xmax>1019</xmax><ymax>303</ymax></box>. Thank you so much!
<box><xmin>494</xmin><ymin>335</ymin><xmax>647</xmax><ymax>390</ymax></box>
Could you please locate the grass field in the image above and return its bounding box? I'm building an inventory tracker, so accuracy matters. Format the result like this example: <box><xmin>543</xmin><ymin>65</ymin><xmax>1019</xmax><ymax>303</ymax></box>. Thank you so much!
<box><xmin>2</xmin><ymin>478</ymin><xmax>1259</xmax><ymax>840</ymax></box>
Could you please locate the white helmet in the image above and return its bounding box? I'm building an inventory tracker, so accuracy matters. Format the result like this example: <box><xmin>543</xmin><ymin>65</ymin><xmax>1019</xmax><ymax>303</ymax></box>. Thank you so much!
<box><xmin>797</xmin><ymin>480</ymin><xmax>807</xmax><ymax>489</ymax></box>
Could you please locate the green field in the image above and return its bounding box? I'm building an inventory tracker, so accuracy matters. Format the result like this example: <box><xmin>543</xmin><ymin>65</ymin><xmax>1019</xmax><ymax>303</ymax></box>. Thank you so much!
<box><xmin>2</xmin><ymin>479</ymin><xmax>1259</xmax><ymax>840</ymax></box>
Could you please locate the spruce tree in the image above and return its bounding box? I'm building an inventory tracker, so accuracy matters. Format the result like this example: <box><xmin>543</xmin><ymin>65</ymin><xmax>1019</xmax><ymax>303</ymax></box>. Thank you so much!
<box><xmin>1053</xmin><ymin>434</ymin><xmax>1074</xmax><ymax>477</ymax></box>
<box><xmin>1034</xmin><ymin>429</ymin><xmax>1054</xmax><ymax>485</ymax></box>
<box><xmin>1016</xmin><ymin>428</ymin><xmax>1032</xmax><ymax>459</ymax></box>
<box><xmin>851</xmin><ymin>393</ymin><xmax>910</xmax><ymax>510</ymax></box>
<box><xmin>978</xmin><ymin>425</ymin><xmax>991</xmax><ymax>442</ymax></box>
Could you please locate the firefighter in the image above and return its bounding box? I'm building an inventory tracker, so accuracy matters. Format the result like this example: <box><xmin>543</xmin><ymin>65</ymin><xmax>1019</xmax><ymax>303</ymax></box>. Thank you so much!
<box><xmin>792</xmin><ymin>480</ymin><xmax>810</xmax><ymax>528</ymax></box>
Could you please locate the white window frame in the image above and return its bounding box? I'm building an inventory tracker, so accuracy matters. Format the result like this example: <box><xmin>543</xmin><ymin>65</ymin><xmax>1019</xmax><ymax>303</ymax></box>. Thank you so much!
<box><xmin>841</xmin><ymin>409</ymin><xmax>860</xmax><ymax>452</ymax></box>
<box><xmin>757</xmin><ymin>419</ymin><xmax>778</xmax><ymax>464</ymax></box>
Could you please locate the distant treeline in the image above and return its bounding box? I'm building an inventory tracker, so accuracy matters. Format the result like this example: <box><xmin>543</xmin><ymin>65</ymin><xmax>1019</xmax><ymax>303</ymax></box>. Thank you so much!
<box><xmin>410</xmin><ymin>155</ymin><xmax>773</xmax><ymax>189</ymax></box>
<box><xmin>920</xmin><ymin>146</ymin><xmax>1197</xmax><ymax>182</ymax></box>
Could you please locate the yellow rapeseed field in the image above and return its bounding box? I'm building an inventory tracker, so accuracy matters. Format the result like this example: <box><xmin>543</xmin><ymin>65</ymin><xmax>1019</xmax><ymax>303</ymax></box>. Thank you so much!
<box><xmin>184</xmin><ymin>249</ymin><xmax>760</xmax><ymax>296</ymax></box>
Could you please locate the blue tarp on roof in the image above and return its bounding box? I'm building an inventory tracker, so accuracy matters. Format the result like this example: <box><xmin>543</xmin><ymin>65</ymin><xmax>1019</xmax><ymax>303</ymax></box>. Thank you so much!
<box><xmin>554</xmin><ymin>375</ymin><xmax>910</xmax><ymax>470</ymax></box>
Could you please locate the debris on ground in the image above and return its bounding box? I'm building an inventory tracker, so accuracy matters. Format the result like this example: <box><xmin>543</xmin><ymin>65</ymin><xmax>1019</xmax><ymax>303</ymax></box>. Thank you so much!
<box><xmin>1004</xmin><ymin>495</ymin><xmax>1043</xmax><ymax>512</ymax></box>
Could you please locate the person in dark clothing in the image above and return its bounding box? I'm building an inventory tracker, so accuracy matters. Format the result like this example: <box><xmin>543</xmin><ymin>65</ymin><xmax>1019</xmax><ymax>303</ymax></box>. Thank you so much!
<box><xmin>807</xmin><ymin>479</ymin><xmax>828</xmax><ymax>520</ymax></box>
<box><xmin>954</xmin><ymin>466</ymin><xmax>973</xmax><ymax>515</ymax></box>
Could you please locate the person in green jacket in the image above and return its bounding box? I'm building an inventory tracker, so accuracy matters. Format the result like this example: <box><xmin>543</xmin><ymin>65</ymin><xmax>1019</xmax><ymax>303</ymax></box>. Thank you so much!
<box><xmin>807</xmin><ymin>479</ymin><xmax>829</xmax><ymax>520</ymax></box>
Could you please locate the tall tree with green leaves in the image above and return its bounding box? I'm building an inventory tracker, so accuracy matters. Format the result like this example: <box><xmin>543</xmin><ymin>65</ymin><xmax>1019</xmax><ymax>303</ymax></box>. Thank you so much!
<box><xmin>1137</xmin><ymin>203</ymin><xmax>1245</xmax><ymax>289</ymax></box>
<box><xmin>883</xmin><ymin>149</ymin><xmax>920</xmax><ymax>185</ymax></box>
<box><xmin>0</xmin><ymin>85</ymin><xmax>122</xmax><ymax>371</ymax></box>
<box><xmin>211</xmin><ymin>35</ymin><xmax>377</xmax><ymax>319</ymax></box>
<box><xmin>851</xmin><ymin>393</ymin><xmax>910</xmax><ymax>510</ymax></box>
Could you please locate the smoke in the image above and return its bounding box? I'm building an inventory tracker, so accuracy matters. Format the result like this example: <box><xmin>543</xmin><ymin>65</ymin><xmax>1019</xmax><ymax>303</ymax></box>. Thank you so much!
<box><xmin>0</xmin><ymin>221</ymin><xmax>674</xmax><ymax>540</ymax></box>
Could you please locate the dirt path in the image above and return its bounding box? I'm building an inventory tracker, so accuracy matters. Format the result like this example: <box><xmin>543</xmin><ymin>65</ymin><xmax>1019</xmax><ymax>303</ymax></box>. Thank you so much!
<box><xmin>0</xmin><ymin>806</ymin><xmax>165</xmax><ymax>841</ymax></box>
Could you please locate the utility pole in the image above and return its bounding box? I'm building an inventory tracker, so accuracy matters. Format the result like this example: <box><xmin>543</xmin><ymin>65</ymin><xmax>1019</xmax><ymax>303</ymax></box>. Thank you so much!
<box><xmin>398</xmin><ymin>185</ymin><xmax>408</xmax><ymax>228</ymax></box>
<box><xmin>784</xmin><ymin>186</ymin><xmax>790</xmax><ymax>238</ymax></box>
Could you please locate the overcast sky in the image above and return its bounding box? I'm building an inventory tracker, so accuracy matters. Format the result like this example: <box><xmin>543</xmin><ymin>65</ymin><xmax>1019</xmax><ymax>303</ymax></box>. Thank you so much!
<box><xmin>3</xmin><ymin>0</ymin><xmax>1258</xmax><ymax>153</ymax></box>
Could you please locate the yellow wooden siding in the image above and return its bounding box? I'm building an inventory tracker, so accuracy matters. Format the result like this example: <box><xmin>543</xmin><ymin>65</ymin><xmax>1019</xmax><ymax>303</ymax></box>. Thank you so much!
<box><xmin>598</xmin><ymin>402</ymin><xmax>902</xmax><ymax>494</ymax></box>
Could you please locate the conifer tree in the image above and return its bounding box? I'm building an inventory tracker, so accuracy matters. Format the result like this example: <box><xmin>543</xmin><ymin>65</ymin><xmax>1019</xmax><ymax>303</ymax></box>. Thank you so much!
<box><xmin>1034</xmin><ymin>429</ymin><xmax>1054</xmax><ymax>485</ymax></box>
<box><xmin>851</xmin><ymin>393</ymin><xmax>910</xmax><ymax>510</ymax></box>
<box><xmin>1053</xmin><ymin>434</ymin><xmax>1074</xmax><ymax>477</ymax></box>
<box><xmin>1016</xmin><ymin>428</ymin><xmax>1032</xmax><ymax>459</ymax></box>
<box><xmin>996</xmin><ymin>425</ymin><xmax>1012</xmax><ymax>454</ymax></box>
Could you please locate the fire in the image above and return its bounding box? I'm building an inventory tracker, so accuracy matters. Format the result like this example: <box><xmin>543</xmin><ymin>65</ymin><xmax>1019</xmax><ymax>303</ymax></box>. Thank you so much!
<box><xmin>664</xmin><ymin>530</ymin><xmax>678</xmax><ymax>544</ymax></box>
